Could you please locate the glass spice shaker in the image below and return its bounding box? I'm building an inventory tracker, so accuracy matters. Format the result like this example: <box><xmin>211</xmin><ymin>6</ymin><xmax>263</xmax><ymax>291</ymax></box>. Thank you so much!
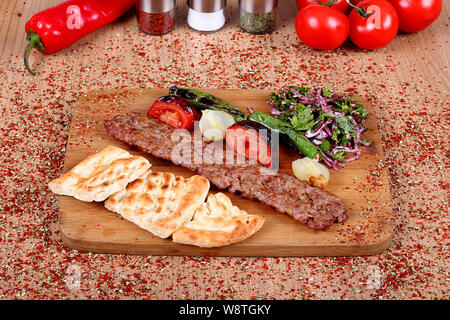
<box><xmin>137</xmin><ymin>0</ymin><xmax>176</xmax><ymax>35</ymax></box>
<box><xmin>187</xmin><ymin>0</ymin><xmax>226</xmax><ymax>33</ymax></box>
<box><xmin>239</xmin><ymin>0</ymin><xmax>278</xmax><ymax>34</ymax></box>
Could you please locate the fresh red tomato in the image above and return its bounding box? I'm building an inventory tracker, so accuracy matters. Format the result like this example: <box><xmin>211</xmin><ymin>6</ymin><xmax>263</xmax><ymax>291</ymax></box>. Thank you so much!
<box><xmin>225</xmin><ymin>121</ymin><xmax>273</xmax><ymax>167</ymax></box>
<box><xmin>295</xmin><ymin>5</ymin><xmax>350</xmax><ymax>51</ymax></box>
<box><xmin>348</xmin><ymin>0</ymin><xmax>399</xmax><ymax>50</ymax></box>
<box><xmin>388</xmin><ymin>0</ymin><xmax>442</xmax><ymax>33</ymax></box>
<box><xmin>148</xmin><ymin>96</ymin><xmax>198</xmax><ymax>130</ymax></box>
<box><xmin>296</xmin><ymin>0</ymin><xmax>349</xmax><ymax>13</ymax></box>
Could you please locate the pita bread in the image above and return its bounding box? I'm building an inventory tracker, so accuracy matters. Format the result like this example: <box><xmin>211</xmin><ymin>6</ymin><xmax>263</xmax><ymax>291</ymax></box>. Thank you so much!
<box><xmin>48</xmin><ymin>145</ymin><xmax>151</xmax><ymax>202</ymax></box>
<box><xmin>172</xmin><ymin>193</ymin><xmax>265</xmax><ymax>248</ymax></box>
<box><xmin>105</xmin><ymin>170</ymin><xmax>210</xmax><ymax>239</ymax></box>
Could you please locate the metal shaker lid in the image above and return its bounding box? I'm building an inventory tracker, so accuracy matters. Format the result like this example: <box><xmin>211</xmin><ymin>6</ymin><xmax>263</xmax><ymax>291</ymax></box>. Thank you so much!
<box><xmin>138</xmin><ymin>0</ymin><xmax>175</xmax><ymax>14</ymax></box>
<box><xmin>239</xmin><ymin>0</ymin><xmax>278</xmax><ymax>14</ymax></box>
<box><xmin>188</xmin><ymin>0</ymin><xmax>226</xmax><ymax>13</ymax></box>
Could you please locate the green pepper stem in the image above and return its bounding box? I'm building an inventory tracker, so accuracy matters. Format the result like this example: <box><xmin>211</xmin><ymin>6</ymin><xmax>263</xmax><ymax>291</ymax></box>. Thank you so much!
<box><xmin>24</xmin><ymin>29</ymin><xmax>45</xmax><ymax>76</ymax></box>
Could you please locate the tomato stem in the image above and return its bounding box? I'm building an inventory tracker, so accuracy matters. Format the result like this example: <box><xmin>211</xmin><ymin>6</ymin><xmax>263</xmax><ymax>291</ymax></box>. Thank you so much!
<box><xmin>24</xmin><ymin>29</ymin><xmax>46</xmax><ymax>76</ymax></box>
<box><xmin>314</xmin><ymin>0</ymin><xmax>338</xmax><ymax>6</ymax></box>
<box><xmin>346</xmin><ymin>0</ymin><xmax>372</xmax><ymax>18</ymax></box>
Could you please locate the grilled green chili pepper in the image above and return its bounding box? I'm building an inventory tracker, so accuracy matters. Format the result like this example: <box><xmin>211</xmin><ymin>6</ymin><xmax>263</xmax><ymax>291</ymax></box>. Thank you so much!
<box><xmin>169</xmin><ymin>86</ymin><xmax>248</xmax><ymax>122</ymax></box>
<box><xmin>248</xmin><ymin>111</ymin><xmax>318</xmax><ymax>159</ymax></box>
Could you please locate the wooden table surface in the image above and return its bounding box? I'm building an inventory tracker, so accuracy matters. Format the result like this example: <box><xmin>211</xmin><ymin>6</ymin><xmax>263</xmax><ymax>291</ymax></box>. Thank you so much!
<box><xmin>0</xmin><ymin>0</ymin><xmax>448</xmax><ymax>299</ymax></box>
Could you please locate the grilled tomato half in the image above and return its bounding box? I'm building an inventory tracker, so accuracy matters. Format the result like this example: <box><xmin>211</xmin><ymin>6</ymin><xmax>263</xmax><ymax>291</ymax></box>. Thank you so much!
<box><xmin>225</xmin><ymin>120</ymin><xmax>273</xmax><ymax>167</ymax></box>
<box><xmin>148</xmin><ymin>96</ymin><xmax>199</xmax><ymax>130</ymax></box>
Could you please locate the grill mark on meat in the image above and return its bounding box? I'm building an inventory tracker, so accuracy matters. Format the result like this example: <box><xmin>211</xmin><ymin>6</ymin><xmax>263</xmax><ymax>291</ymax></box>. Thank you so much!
<box><xmin>104</xmin><ymin>112</ymin><xmax>347</xmax><ymax>230</ymax></box>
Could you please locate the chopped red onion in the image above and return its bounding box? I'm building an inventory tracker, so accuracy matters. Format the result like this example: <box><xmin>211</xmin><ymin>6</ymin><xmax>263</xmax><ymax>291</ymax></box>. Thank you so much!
<box><xmin>269</xmin><ymin>85</ymin><xmax>370</xmax><ymax>170</ymax></box>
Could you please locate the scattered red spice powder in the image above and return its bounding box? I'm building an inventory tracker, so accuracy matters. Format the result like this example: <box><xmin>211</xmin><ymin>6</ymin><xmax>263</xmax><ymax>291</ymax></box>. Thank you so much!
<box><xmin>0</xmin><ymin>6</ymin><xmax>448</xmax><ymax>300</ymax></box>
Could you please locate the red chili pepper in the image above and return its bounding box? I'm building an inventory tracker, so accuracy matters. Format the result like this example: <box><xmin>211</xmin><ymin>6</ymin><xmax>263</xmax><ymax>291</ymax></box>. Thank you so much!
<box><xmin>148</xmin><ymin>96</ymin><xmax>199</xmax><ymax>130</ymax></box>
<box><xmin>24</xmin><ymin>0</ymin><xmax>136</xmax><ymax>75</ymax></box>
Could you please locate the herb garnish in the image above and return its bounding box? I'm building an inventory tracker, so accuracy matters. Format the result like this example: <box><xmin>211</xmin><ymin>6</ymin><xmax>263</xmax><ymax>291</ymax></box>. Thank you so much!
<box><xmin>267</xmin><ymin>85</ymin><xmax>371</xmax><ymax>171</ymax></box>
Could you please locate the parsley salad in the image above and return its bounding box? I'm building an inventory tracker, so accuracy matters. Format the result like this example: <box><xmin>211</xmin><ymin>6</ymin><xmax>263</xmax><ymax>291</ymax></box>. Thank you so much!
<box><xmin>267</xmin><ymin>86</ymin><xmax>371</xmax><ymax>171</ymax></box>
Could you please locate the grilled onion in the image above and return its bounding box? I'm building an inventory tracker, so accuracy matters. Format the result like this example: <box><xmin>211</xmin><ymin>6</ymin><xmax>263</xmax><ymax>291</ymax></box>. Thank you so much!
<box><xmin>199</xmin><ymin>110</ymin><xmax>235</xmax><ymax>141</ymax></box>
<box><xmin>292</xmin><ymin>157</ymin><xmax>330</xmax><ymax>188</ymax></box>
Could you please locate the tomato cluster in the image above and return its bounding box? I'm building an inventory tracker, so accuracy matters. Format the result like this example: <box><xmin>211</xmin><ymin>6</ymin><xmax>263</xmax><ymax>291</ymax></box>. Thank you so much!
<box><xmin>295</xmin><ymin>0</ymin><xmax>443</xmax><ymax>51</ymax></box>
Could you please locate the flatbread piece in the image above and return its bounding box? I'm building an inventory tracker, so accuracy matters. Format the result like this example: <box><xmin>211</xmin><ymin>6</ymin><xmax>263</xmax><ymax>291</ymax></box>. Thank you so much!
<box><xmin>105</xmin><ymin>170</ymin><xmax>210</xmax><ymax>239</ymax></box>
<box><xmin>49</xmin><ymin>145</ymin><xmax>151</xmax><ymax>202</ymax></box>
<box><xmin>172</xmin><ymin>193</ymin><xmax>265</xmax><ymax>248</ymax></box>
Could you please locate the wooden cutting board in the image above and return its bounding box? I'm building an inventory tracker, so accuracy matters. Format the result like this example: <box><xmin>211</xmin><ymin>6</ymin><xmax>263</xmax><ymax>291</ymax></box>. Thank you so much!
<box><xmin>58</xmin><ymin>88</ymin><xmax>393</xmax><ymax>256</ymax></box>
